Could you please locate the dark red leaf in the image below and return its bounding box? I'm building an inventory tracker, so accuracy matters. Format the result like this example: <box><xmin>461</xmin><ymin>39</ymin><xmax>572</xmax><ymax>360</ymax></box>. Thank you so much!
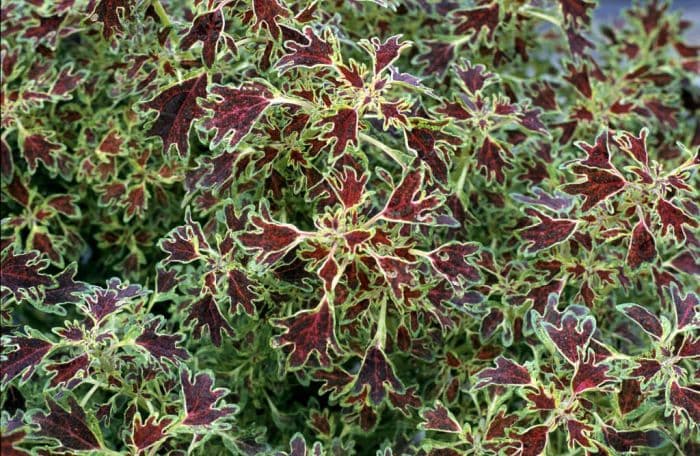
<box><xmin>85</xmin><ymin>278</ymin><xmax>145</xmax><ymax>325</ymax></box>
<box><xmin>657</xmin><ymin>199</ymin><xmax>697</xmax><ymax>242</ymax></box>
<box><xmin>421</xmin><ymin>402</ymin><xmax>461</xmax><ymax>433</ymax></box>
<box><xmin>542</xmin><ymin>312</ymin><xmax>595</xmax><ymax>364</ymax></box>
<box><xmin>46</xmin><ymin>353</ymin><xmax>89</xmax><ymax>387</ymax></box>
<box><xmin>615</xmin><ymin>129</ymin><xmax>649</xmax><ymax>166</ymax></box>
<box><xmin>144</xmin><ymin>74</ymin><xmax>207</xmax><ymax>157</ymax></box>
<box><xmin>227</xmin><ymin>269</ymin><xmax>256</xmax><ymax>315</ymax></box>
<box><xmin>516</xmin><ymin>425</ymin><xmax>549</xmax><ymax>456</ymax></box>
<box><xmin>1</xmin><ymin>430</ymin><xmax>28</xmax><ymax>456</ymax></box>
<box><xmin>33</xmin><ymin>397</ymin><xmax>100</xmax><ymax>450</ymax></box>
<box><xmin>671</xmin><ymin>284</ymin><xmax>698</xmax><ymax>330</ymax></box>
<box><xmin>1</xmin><ymin>337</ymin><xmax>53</xmax><ymax>384</ymax></box>
<box><xmin>618</xmin><ymin>379</ymin><xmax>643</xmax><ymax>415</ymax></box>
<box><xmin>1</xmin><ymin>248</ymin><xmax>53</xmax><ymax>300</ymax></box>
<box><xmin>564</xmin><ymin>63</ymin><xmax>592</xmax><ymax>98</ymax></box>
<box><xmin>427</xmin><ymin>242</ymin><xmax>480</xmax><ymax>286</ymax></box>
<box><xmin>367</xmin><ymin>35</ymin><xmax>409</xmax><ymax>74</ymax></box>
<box><xmin>476</xmin><ymin>136</ymin><xmax>511</xmax><ymax>183</ymax></box>
<box><xmin>276</xmin><ymin>27</ymin><xmax>333</xmax><ymax>72</ymax></box>
<box><xmin>566</xmin><ymin>419</ymin><xmax>592</xmax><ymax>448</ymax></box>
<box><xmin>474</xmin><ymin>356</ymin><xmax>531</xmax><ymax>388</ymax></box>
<box><xmin>562</xmin><ymin>165</ymin><xmax>626</xmax><ymax>211</ymax></box>
<box><xmin>456</xmin><ymin>61</ymin><xmax>494</xmax><ymax>94</ymax></box>
<box><xmin>273</xmin><ymin>298</ymin><xmax>338</xmax><ymax>368</ymax></box>
<box><xmin>380</xmin><ymin>168</ymin><xmax>442</xmax><ymax>224</ymax></box>
<box><xmin>330</xmin><ymin>166</ymin><xmax>367</xmax><ymax>209</ymax></box>
<box><xmin>453</xmin><ymin>3</ymin><xmax>500</xmax><ymax>40</ymax></box>
<box><xmin>238</xmin><ymin>205</ymin><xmax>303</xmax><ymax>265</ymax></box>
<box><xmin>188</xmin><ymin>293</ymin><xmax>233</xmax><ymax>347</ymax></box>
<box><xmin>618</xmin><ymin>304</ymin><xmax>662</xmax><ymax>339</ymax></box>
<box><xmin>136</xmin><ymin>319</ymin><xmax>189</xmax><ymax>362</ymax></box>
<box><xmin>160</xmin><ymin>216</ymin><xmax>208</xmax><ymax>265</ymax></box>
<box><xmin>201</xmin><ymin>83</ymin><xmax>272</xmax><ymax>148</ymax></box>
<box><xmin>252</xmin><ymin>0</ymin><xmax>290</xmax><ymax>39</ymax></box>
<box><xmin>627</xmin><ymin>218</ymin><xmax>656</xmax><ymax>269</ymax></box>
<box><xmin>132</xmin><ymin>415</ymin><xmax>172</xmax><ymax>451</ymax></box>
<box><xmin>559</xmin><ymin>0</ymin><xmax>595</xmax><ymax>26</ymax></box>
<box><xmin>321</xmin><ymin>108</ymin><xmax>358</xmax><ymax>157</ymax></box>
<box><xmin>603</xmin><ymin>426</ymin><xmax>663</xmax><ymax>452</ymax></box>
<box><xmin>520</xmin><ymin>210</ymin><xmax>577</xmax><ymax>253</ymax></box>
<box><xmin>180</xmin><ymin>9</ymin><xmax>224</xmax><ymax>67</ymax></box>
<box><xmin>574</xmin><ymin>131</ymin><xmax>613</xmax><ymax>169</ymax></box>
<box><xmin>180</xmin><ymin>370</ymin><xmax>236</xmax><ymax>426</ymax></box>
<box><xmin>571</xmin><ymin>353</ymin><xmax>613</xmax><ymax>394</ymax></box>
<box><xmin>21</xmin><ymin>134</ymin><xmax>62</xmax><ymax>173</ymax></box>
<box><xmin>351</xmin><ymin>345</ymin><xmax>403</xmax><ymax>405</ymax></box>
<box><xmin>670</xmin><ymin>382</ymin><xmax>700</xmax><ymax>422</ymax></box>
<box><xmin>92</xmin><ymin>0</ymin><xmax>132</xmax><ymax>39</ymax></box>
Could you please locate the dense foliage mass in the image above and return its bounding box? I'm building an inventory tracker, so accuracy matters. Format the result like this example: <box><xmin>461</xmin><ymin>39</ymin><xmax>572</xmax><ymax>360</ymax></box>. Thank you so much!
<box><xmin>1</xmin><ymin>0</ymin><xmax>699</xmax><ymax>454</ymax></box>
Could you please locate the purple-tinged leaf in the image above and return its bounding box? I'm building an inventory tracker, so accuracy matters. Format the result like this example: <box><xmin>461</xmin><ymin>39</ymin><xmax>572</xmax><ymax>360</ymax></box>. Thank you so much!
<box><xmin>618</xmin><ymin>304</ymin><xmax>662</xmax><ymax>339</ymax></box>
<box><xmin>273</xmin><ymin>298</ymin><xmax>338</xmax><ymax>368</ymax></box>
<box><xmin>520</xmin><ymin>210</ymin><xmax>577</xmax><ymax>253</ymax></box>
<box><xmin>366</xmin><ymin>35</ymin><xmax>409</xmax><ymax>75</ymax></box>
<box><xmin>180</xmin><ymin>9</ymin><xmax>225</xmax><ymax>67</ymax></box>
<box><xmin>277</xmin><ymin>27</ymin><xmax>333</xmax><ymax>72</ymax></box>
<box><xmin>670</xmin><ymin>382</ymin><xmax>700</xmax><ymax>422</ymax></box>
<box><xmin>560</xmin><ymin>0</ymin><xmax>595</xmax><ymax>26</ymax></box>
<box><xmin>541</xmin><ymin>312</ymin><xmax>595</xmax><ymax>364</ymax></box>
<box><xmin>144</xmin><ymin>74</ymin><xmax>207</xmax><ymax>157</ymax></box>
<box><xmin>562</xmin><ymin>165</ymin><xmax>626</xmax><ymax>211</ymax></box>
<box><xmin>181</xmin><ymin>370</ymin><xmax>236</xmax><ymax>426</ymax></box>
<box><xmin>46</xmin><ymin>353</ymin><xmax>89</xmax><ymax>388</ymax></box>
<box><xmin>602</xmin><ymin>426</ymin><xmax>663</xmax><ymax>452</ymax></box>
<box><xmin>33</xmin><ymin>397</ymin><xmax>100</xmax><ymax>451</ymax></box>
<box><xmin>189</xmin><ymin>293</ymin><xmax>233</xmax><ymax>347</ymax></box>
<box><xmin>351</xmin><ymin>345</ymin><xmax>404</xmax><ymax>405</ymax></box>
<box><xmin>1</xmin><ymin>337</ymin><xmax>53</xmax><ymax>384</ymax></box>
<box><xmin>474</xmin><ymin>356</ymin><xmax>531</xmax><ymax>389</ymax></box>
<box><xmin>420</xmin><ymin>402</ymin><xmax>461</xmax><ymax>433</ymax></box>
<box><xmin>456</xmin><ymin>61</ymin><xmax>494</xmax><ymax>94</ymax></box>
<box><xmin>131</xmin><ymin>415</ymin><xmax>172</xmax><ymax>451</ymax></box>
<box><xmin>201</xmin><ymin>83</ymin><xmax>272</xmax><ymax>148</ymax></box>
<box><xmin>136</xmin><ymin>319</ymin><xmax>189</xmax><ymax>362</ymax></box>
<box><xmin>627</xmin><ymin>218</ymin><xmax>656</xmax><ymax>269</ymax></box>
<box><xmin>85</xmin><ymin>278</ymin><xmax>145</xmax><ymax>325</ymax></box>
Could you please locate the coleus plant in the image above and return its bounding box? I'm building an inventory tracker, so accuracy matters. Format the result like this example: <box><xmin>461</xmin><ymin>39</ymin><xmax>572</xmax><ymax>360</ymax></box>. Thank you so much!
<box><xmin>1</xmin><ymin>0</ymin><xmax>698</xmax><ymax>454</ymax></box>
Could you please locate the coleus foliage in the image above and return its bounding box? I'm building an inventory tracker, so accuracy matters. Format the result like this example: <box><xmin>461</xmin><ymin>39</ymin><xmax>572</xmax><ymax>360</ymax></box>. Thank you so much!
<box><xmin>1</xmin><ymin>0</ymin><xmax>698</xmax><ymax>454</ymax></box>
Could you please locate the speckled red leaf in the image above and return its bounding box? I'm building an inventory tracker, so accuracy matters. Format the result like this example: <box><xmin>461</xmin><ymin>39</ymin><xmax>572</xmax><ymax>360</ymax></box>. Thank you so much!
<box><xmin>367</xmin><ymin>35</ymin><xmax>409</xmax><ymax>75</ymax></box>
<box><xmin>572</xmin><ymin>354</ymin><xmax>613</xmax><ymax>394</ymax></box>
<box><xmin>670</xmin><ymin>382</ymin><xmax>700</xmax><ymax>422</ymax></box>
<box><xmin>518</xmin><ymin>108</ymin><xmax>547</xmax><ymax>134</ymax></box>
<box><xmin>657</xmin><ymin>199</ymin><xmax>697</xmax><ymax>242</ymax></box>
<box><xmin>227</xmin><ymin>269</ymin><xmax>256</xmax><ymax>315</ymax></box>
<box><xmin>85</xmin><ymin>278</ymin><xmax>145</xmax><ymax>325</ymax></box>
<box><xmin>618</xmin><ymin>379</ymin><xmax>643</xmax><ymax>415</ymax></box>
<box><xmin>405</xmin><ymin>128</ymin><xmax>452</xmax><ymax>183</ymax></box>
<box><xmin>618</xmin><ymin>304</ymin><xmax>662</xmax><ymax>339</ymax></box>
<box><xmin>559</xmin><ymin>0</ymin><xmax>594</xmax><ymax>26</ymax></box>
<box><xmin>276</xmin><ymin>27</ymin><xmax>333</xmax><ymax>72</ymax></box>
<box><xmin>92</xmin><ymin>0</ymin><xmax>132</xmax><ymax>39</ymax></box>
<box><xmin>615</xmin><ymin>129</ymin><xmax>649</xmax><ymax>166</ymax></box>
<box><xmin>144</xmin><ymin>74</ymin><xmax>207</xmax><ymax>157</ymax></box>
<box><xmin>456</xmin><ymin>61</ymin><xmax>494</xmax><ymax>94</ymax></box>
<box><xmin>521</xmin><ymin>210</ymin><xmax>577</xmax><ymax>253</ymax></box>
<box><xmin>0</xmin><ymin>137</ymin><xmax>12</xmax><ymax>179</ymax></box>
<box><xmin>542</xmin><ymin>313</ymin><xmax>595</xmax><ymax>364</ymax></box>
<box><xmin>46</xmin><ymin>353</ymin><xmax>89</xmax><ymax>387</ymax></box>
<box><xmin>574</xmin><ymin>131</ymin><xmax>613</xmax><ymax>169</ymax></box>
<box><xmin>1</xmin><ymin>337</ymin><xmax>53</xmax><ymax>384</ymax></box>
<box><xmin>374</xmin><ymin>255</ymin><xmax>415</xmax><ymax>299</ymax></box>
<box><xmin>474</xmin><ymin>356</ymin><xmax>531</xmax><ymax>388</ymax></box>
<box><xmin>188</xmin><ymin>293</ymin><xmax>233</xmax><ymax>347</ymax></box>
<box><xmin>273</xmin><ymin>298</ymin><xmax>338</xmax><ymax>368</ymax></box>
<box><xmin>516</xmin><ymin>425</ymin><xmax>549</xmax><ymax>456</ymax></box>
<box><xmin>181</xmin><ymin>370</ymin><xmax>236</xmax><ymax>426</ymax></box>
<box><xmin>21</xmin><ymin>133</ymin><xmax>62</xmax><ymax>173</ymax></box>
<box><xmin>630</xmin><ymin>358</ymin><xmax>662</xmax><ymax>380</ymax></box>
<box><xmin>238</xmin><ymin>206</ymin><xmax>303</xmax><ymax>265</ymax></box>
<box><xmin>159</xmin><ymin>216</ymin><xmax>208</xmax><ymax>265</ymax></box>
<box><xmin>427</xmin><ymin>242</ymin><xmax>480</xmax><ymax>287</ymax></box>
<box><xmin>476</xmin><ymin>136</ymin><xmax>511</xmax><ymax>183</ymax></box>
<box><xmin>1</xmin><ymin>248</ymin><xmax>53</xmax><ymax>300</ymax></box>
<box><xmin>627</xmin><ymin>218</ymin><xmax>656</xmax><ymax>269</ymax></box>
<box><xmin>201</xmin><ymin>83</ymin><xmax>272</xmax><ymax>148</ymax></box>
<box><xmin>562</xmin><ymin>166</ymin><xmax>626</xmax><ymax>211</ymax></box>
<box><xmin>351</xmin><ymin>345</ymin><xmax>403</xmax><ymax>405</ymax></box>
<box><xmin>602</xmin><ymin>426</ymin><xmax>663</xmax><ymax>452</ymax></box>
<box><xmin>33</xmin><ymin>397</ymin><xmax>100</xmax><ymax>451</ymax></box>
<box><xmin>671</xmin><ymin>284</ymin><xmax>698</xmax><ymax>330</ymax></box>
<box><xmin>180</xmin><ymin>9</ymin><xmax>224</xmax><ymax>67</ymax></box>
<box><xmin>252</xmin><ymin>0</ymin><xmax>290</xmax><ymax>39</ymax></box>
<box><xmin>420</xmin><ymin>402</ymin><xmax>461</xmax><ymax>433</ymax></box>
<box><xmin>132</xmin><ymin>415</ymin><xmax>172</xmax><ymax>451</ymax></box>
<box><xmin>330</xmin><ymin>166</ymin><xmax>367</xmax><ymax>209</ymax></box>
<box><xmin>136</xmin><ymin>319</ymin><xmax>189</xmax><ymax>362</ymax></box>
<box><xmin>566</xmin><ymin>419</ymin><xmax>592</xmax><ymax>448</ymax></box>
<box><xmin>525</xmin><ymin>386</ymin><xmax>556</xmax><ymax>410</ymax></box>
<box><xmin>453</xmin><ymin>3</ymin><xmax>499</xmax><ymax>40</ymax></box>
<box><xmin>321</xmin><ymin>108</ymin><xmax>358</xmax><ymax>157</ymax></box>
<box><xmin>380</xmin><ymin>168</ymin><xmax>442</xmax><ymax>224</ymax></box>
